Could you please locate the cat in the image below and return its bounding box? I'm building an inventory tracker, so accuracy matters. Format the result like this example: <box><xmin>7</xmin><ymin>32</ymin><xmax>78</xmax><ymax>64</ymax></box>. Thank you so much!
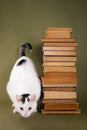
<box><xmin>6</xmin><ymin>43</ymin><xmax>41</xmax><ymax>118</ymax></box>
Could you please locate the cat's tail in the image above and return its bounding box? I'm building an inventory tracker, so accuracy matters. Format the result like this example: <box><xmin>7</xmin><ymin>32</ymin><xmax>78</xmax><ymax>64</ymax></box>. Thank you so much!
<box><xmin>20</xmin><ymin>42</ymin><xmax>32</xmax><ymax>56</ymax></box>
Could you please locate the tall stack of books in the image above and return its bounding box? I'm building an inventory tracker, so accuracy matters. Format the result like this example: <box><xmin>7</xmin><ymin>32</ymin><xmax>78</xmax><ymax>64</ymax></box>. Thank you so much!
<box><xmin>41</xmin><ymin>27</ymin><xmax>80</xmax><ymax>114</ymax></box>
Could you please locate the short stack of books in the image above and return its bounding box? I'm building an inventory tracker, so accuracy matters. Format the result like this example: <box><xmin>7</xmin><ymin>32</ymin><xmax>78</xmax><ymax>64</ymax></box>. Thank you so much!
<box><xmin>41</xmin><ymin>27</ymin><xmax>80</xmax><ymax>114</ymax></box>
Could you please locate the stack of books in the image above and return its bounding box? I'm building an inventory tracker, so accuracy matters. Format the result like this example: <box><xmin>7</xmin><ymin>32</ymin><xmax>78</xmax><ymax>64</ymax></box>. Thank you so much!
<box><xmin>41</xmin><ymin>27</ymin><xmax>80</xmax><ymax>114</ymax></box>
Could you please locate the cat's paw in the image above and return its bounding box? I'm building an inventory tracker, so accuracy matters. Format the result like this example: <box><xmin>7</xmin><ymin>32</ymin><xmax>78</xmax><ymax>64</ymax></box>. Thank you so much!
<box><xmin>12</xmin><ymin>104</ymin><xmax>15</xmax><ymax>108</ymax></box>
<box><xmin>13</xmin><ymin>108</ymin><xmax>17</xmax><ymax>113</ymax></box>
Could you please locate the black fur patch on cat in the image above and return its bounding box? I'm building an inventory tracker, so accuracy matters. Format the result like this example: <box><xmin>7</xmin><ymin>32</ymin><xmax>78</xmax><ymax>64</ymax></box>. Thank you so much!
<box><xmin>17</xmin><ymin>59</ymin><xmax>26</xmax><ymax>66</ymax></box>
<box><xmin>21</xmin><ymin>94</ymin><xmax>30</xmax><ymax>103</ymax></box>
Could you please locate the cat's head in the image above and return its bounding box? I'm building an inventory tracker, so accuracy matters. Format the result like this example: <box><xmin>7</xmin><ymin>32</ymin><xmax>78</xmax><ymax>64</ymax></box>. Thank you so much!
<box><xmin>15</xmin><ymin>94</ymin><xmax>37</xmax><ymax>118</ymax></box>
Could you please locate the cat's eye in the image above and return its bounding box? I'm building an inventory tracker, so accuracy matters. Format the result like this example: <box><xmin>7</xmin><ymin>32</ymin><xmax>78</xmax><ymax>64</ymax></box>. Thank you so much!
<box><xmin>20</xmin><ymin>107</ymin><xmax>24</xmax><ymax>110</ymax></box>
<box><xmin>28</xmin><ymin>107</ymin><xmax>32</xmax><ymax>110</ymax></box>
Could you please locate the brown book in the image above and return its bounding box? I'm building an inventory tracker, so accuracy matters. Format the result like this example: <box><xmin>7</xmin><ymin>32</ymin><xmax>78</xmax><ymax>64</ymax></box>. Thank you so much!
<box><xmin>41</xmin><ymin>38</ymin><xmax>76</xmax><ymax>43</ymax></box>
<box><xmin>43</xmin><ymin>42</ymin><xmax>78</xmax><ymax>47</ymax></box>
<box><xmin>43</xmin><ymin>62</ymin><xmax>76</xmax><ymax>67</ymax></box>
<box><xmin>43</xmin><ymin>91</ymin><xmax>77</xmax><ymax>99</ymax></box>
<box><xmin>43</xmin><ymin>56</ymin><xmax>77</xmax><ymax>62</ymax></box>
<box><xmin>43</xmin><ymin>87</ymin><xmax>76</xmax><ymax>91</ymax></box>
<box><xmin>43</xmin><ymin>66</ymin><xmax>76</xmax><ymax>72</ymax></box>
<box><xmin>41</xmin><ymin>72</ymin><xmax>77</xmax><ymax>83</ymax></box>
<box><xmin>42</xmin><ymin>99</ymin><xmax>76</xmax><ymax>103</ymax></box>
<box><xmin>43</xmin><ymin>51</ymin><xmax>76</xmax><ymax>56</ymax></box>
<box><xmin>43</xmin><ymin>102</ymin><xmax>79</xmax><ymax>111</ymax></box>
<box><xmin>42</xmin><ymin>82</ymin><xmax>77</xmax><ymax>87</ymax></box>
<box><xmin>45</xmin><ymin>31</ymin><xmax>70</xmax><ymax>38</ymax></box>
<box><xmin>43</xmin><ymin>46</ymin><xmax>76</xmax><ymax>51</ymax></box>
<box><xmin>47</xmin><ymin>27</ymin><xmax>72</xmax><ymax>32</ymax></box>
<box><xmin>42</xmin><ymin>110</ymin><xmax>80</xmax><ymax>114</ymax></box>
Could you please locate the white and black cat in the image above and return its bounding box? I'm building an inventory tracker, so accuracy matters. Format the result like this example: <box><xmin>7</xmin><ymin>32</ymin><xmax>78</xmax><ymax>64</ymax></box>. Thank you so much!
<box><xmin>6</xmin><ymin>43</ymin><xmax>41</xmax><ymax>118</ymax></box>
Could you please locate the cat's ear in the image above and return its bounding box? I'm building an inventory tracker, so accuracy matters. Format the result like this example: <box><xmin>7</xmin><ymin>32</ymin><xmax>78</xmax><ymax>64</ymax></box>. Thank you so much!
<box><xmin>16</xmin><ymin>95</ymin><xmax>22</xmax><ymax>102</ymax></box>
<box><xmin>29</xmin><ymin>94</ymin><xmax>36</xmax><ymax>101</ymax></box>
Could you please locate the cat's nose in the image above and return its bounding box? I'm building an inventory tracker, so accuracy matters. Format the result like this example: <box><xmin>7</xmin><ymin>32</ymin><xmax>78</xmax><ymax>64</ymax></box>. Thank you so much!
<box><xmin>23</xmin><ymin>113</ymin><xmax>28</xmax><ymax>118</ymax></box>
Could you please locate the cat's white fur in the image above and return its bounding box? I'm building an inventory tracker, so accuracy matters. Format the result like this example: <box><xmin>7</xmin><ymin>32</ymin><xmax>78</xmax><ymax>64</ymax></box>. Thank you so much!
<box><xmin>7</xmin><ymin>56</ymin><xmax>41</xmax><ymax>118</ymax></box>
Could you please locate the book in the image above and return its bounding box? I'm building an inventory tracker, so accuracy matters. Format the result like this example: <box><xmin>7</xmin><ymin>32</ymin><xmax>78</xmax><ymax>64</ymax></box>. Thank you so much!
<box><xmin>42</xmin><ymin>110</ymin><xmax>80</xmax><ymax>114</ymax></box>
<box><xmin>43</xmin><ymin>51</ymin><xmax>76</xmax><ymax>56</ymax></box>
<box><xmin>43</xmin><ymin>72</ymin><xmax>76</xmax><ymax>78</ymax></box>
<box><xmin>47</xmin><ymin>27</ymin><xmax>72</xmax><ymax>32</ymax></box>
<box><xmin>43</xmin><ymin>56</ymin><xmax>77</xmax><ymax>62</ymax></box>
<box><xmin>43</xmin><ymin>91</ymin><xmax>77</xmax><ymax>99</ymax></box>
<box><xmin>43</xmin><ymin>61</ymin><xmax>76</xmax><ymax>67</ymax></box>
<box><xmin>43</xmin><ymin>87</ymin><xmax>76</xmax><ymax>91</ymax></box>
<box><xmin>43</xmin><ymin>102</ymin><xmax>79</xmax><ymax>111</ymax></box>
<box><xmin>43</xmin><ymin>66</ymin><xmax>76</xmax><ymax>72</ymax></box>
<box><xmin>45</xmin><ymin>28</ymin><xmax>73</xmax><ymax>38</ymax></box>
<box><xmin>42</xmin><ymin>99</ymin><xmax>76</xmax><ymax>103</ymax></box>
<box><xmin>41</xmin><ymin>38</ymin><xmax>76</xmax><ymax>43</ymax></box>
<box><xmin>43</xmin><ymin>42</ymin><xmax>78</xmax><ymax>47</ymax></box>
<box><xmin>41</xmin><ymin>72</ymin><xmax>77</xmax><ymax>83</ymax></box>
<box><xmin>43</xmin><ymin>46</ymin><xmax>76</xmax><ymax>51</ymax></box>
<box><xmin>45</xmin><ymin>31</ymin><xmax>70</xmax><ymax>38</ymax></box>
<box><xmin>42</xmin><ymin>82</ymin><xmax>77</xmax><ymax>87</ymax></box>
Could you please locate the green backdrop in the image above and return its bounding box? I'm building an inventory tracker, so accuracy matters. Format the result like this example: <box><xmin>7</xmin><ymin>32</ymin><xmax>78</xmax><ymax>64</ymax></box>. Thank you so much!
<box><xmin>0</xmin><ymin>0</ymin><xmax>87</xmax><ymax>130</ymax></box>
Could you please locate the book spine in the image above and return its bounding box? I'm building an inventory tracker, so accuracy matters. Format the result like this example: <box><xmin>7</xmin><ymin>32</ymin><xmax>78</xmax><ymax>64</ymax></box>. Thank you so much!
<box><xmin>43</xmin><ymin>62</ymin><xmax>76</xmax><ymax>67</ymax></box>
<box><xmin>41</xmin><ymin>38</ymin><xmax>76</xmax><ymax>43</ymax></box>
<box><xmin>44</xmin><ymin>66</ymin><xmax>76</xmax><ymax>72</ymax></box>
<box><xmin>47</xmin><ymin>27</ymin><xmax>72</xmax><ymax>32</ymax></box>
<box><xmin>44</xmin><ymin>91</ymin><xmax>77</xmax><ymax>99</ymax></box>
<box><xmin>43</xmin><ymin>51</ymin><xmax>76</xmax><ymax>56</ymax></box>
<box><xmin>43</xmin><ymin>87</ymin><xmax>76</xmax><ymax>91</ymax></box>
<box><xmin>43</xmin><ymin>56</ymin><xmax>77</xmax><ymax>62</ymax></box>
<box><xmin>42</xmin><ymin>110</ymin><xmax>80</xmax><ymax>114</ymax></box>
<box><xmin>41</xmin><ymin>77</ymin><xmax>77</xmax><ymax>84</ymax></box>
<box><xmin>43</xmin><ymin>72</ymin><xmax>76</xmax><ymax>77</ymax></box>
<box><xmin>42</xmin><ymin>83</ymin><xmax>77</xmax><ymax>87</ymax></box>
<box><xmin>43</xmin><ymin>46</ymin><xmax>76</xmax><ymax>51</ymax></box>
<box><xmin>42</xmin><ymin>99</ymin><xmax>76</xmax><ymax>103</ymax></box>
<box><xmin>44</xmin><ymin>102</ymin><xmax>79</xmax><ymax>111</ymax></box>
<box><xmin>43</xmin><ymin>42</ymin><xmax>78</xmax><ymax>47</ymax></box>
<box><xmin>45</xmin><ymin>31</ymin><xmax>70</xmax><ymax>38</ymax></box>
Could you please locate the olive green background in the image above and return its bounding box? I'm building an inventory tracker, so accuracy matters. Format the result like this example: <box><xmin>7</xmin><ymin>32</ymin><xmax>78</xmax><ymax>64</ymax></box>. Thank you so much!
<box><xmin>0</xmin><ymin>0</ymin><xmax>87</xmax><ymax>129</ymax></box>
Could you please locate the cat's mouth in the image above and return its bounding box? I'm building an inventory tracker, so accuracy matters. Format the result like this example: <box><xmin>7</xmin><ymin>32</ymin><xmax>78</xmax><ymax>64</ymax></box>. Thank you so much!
<box><xmin>22</xmin><ymin>113</ymin><xmax>30</xmax><ymax>118</ymax></box>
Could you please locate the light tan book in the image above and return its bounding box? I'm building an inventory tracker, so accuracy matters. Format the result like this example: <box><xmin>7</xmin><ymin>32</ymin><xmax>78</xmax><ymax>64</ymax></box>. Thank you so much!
<box><xmin>43</xmin><ymin>91</ymin><xmax>77</xmax><ymax>99</ymax></box>
<box><xmin>43</xmin><ymin>51</ymin><xmax>76</xmax><ymax>56</ymax></box>
<box><xmin>47</xmin><ymin>27</ymin><xmax>72</xmax><ymax>32</ymax></box>
<box><xmin>45</xmin><ymin>27</ymin><xmax>72</xmax><ymax>38</ymax></box>
<box><xmin>43</xmin><ymin>56</ymin><xmax>77</xmax><ymax>62</ymax></box>
<box><xmin>43</xmin><ymin>62</ymin><xmax>76</xmax><ymax>67</ymax></box>
<box><xmin>42</xmin><ymin>82</ymin><xmax>77</xmax><ymax>87</ymax></box>
<box><xmin>41</xmin><ymin>38</ymin><xmax>76</xmax><ymax>43</ymax></box>
<box><xmin>45</xmin><ymin>31</ymin><xmax>70</xmax><ymax>38</ymax></box>
<box><xmin>44</xmin><ymin>66</ymin><xmax>76</xmax><ymax>72</ymax></box>
<box><xmin>41</xmin><ymin>72</ymin><xmax>77</xmax><ymax>83</ymax></box>
<box><xmin>43</xmin><ymin>46</ymin><xmax>76</xmax><ymax>51</ymax></box>
<box><xmin>43</xmin><ymin>42</ymin><xmax>78</xmax><ymax>47</ymax></box>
